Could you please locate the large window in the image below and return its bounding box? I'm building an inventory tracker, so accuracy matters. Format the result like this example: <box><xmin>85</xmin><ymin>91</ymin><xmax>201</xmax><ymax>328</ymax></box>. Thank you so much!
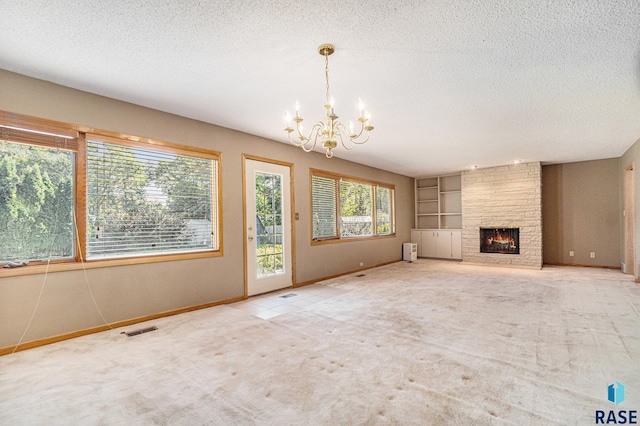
<box><xmin>0</xmin><ymin>112</ymin><xmax>222</xmax><ymax>272</ymax></box>
<box><xmin>311</xmin><ymin>169</ymin><xmax>395</xmax><ymax>242</ymax></box>
<box><xmin>86</xmin><ymin>136</ymin><xmax>218</xmax><ymax>259</ymax></box>
<box><xmin>0</xmin><ymin>128</ymin><xmax>76</xmax><ymax>263</ymax></box>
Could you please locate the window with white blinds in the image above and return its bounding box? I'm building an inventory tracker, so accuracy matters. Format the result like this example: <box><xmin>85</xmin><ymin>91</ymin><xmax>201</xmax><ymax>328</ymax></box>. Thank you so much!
<box><xmin>312</xmin><ymin>175</ymin><xmax>337</xmax><ymax>239</ymax></box>
<box><xmin>86</xmin><ymin>138</ymin><xmax>219</xmax><ymax>259</ymax></box>
<box><xmin>311</xmin><ymin>169</ymin><xmax>395</xmax><ymax>242</ymax></box>
<box><xmin>0</xmin><ymin>110</ymin><xmax>223</xmax><ymax>273</ymax></box>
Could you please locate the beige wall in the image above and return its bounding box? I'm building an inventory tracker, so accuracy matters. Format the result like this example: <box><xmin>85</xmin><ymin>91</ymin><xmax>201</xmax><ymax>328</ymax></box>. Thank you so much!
<box><xmin>0</xmin><ymin>70</ymin><xmax>414</xmax><ymax>348</ymax></box>
<box><xmin>542</xmin><ymin>159</ymin><xmax>621</xmax><ymax>268</ymax></box>
<box><xmin>621</xmin><ymin>138</ymin><xmax>640</xmax><ymax>278</ymax></box>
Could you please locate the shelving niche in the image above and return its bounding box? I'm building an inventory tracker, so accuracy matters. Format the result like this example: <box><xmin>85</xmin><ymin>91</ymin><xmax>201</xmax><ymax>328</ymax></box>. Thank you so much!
<box><xmin>415</xmin><ymin>175</ymin><xmax>461</xmax><ymax>230</ymax></box>
<box><xmin>412</xmin><ymin>174</ymin><xmax>462</xmax><ymax>260</ymax></box>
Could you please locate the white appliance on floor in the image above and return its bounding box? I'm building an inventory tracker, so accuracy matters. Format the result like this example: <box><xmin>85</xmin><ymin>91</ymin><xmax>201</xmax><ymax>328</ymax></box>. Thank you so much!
<box><xmin>403</xmin><ymin>243</ymin><xmax>417</xmax><ymax>262</ymax></box>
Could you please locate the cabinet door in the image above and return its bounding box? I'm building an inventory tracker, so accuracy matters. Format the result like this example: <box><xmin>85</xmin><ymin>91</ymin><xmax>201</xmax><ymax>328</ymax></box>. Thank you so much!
<box><xmin>422</xmin><ymin>231</ymin><xmax>437</xmax><ymax>257</ymax></box>
<box><xmin>411</xmin><ymin>230</ymin><xmax>422</xmax><ymax>257</ymax></box>
<box><xmin>450</xmin><ymin>230</ymin><xmax>462</xmax><ymax>259</ymax></box>
<box><xmin>436</xmin><ymin>231</ymin><xmax>452</xmax><ymax>258</ymax></box>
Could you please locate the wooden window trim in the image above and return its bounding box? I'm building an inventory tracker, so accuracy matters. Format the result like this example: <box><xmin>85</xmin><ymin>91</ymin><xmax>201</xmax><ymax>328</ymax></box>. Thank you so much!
<box><xmin>0</xmin><ymin>111</ymin><xmax>223</xmax><ymax>278</ymax></box>
<box><xmin>309</xmin><ymin>168</ymin><xmax>396</xmax><ymax>245</ymax></box>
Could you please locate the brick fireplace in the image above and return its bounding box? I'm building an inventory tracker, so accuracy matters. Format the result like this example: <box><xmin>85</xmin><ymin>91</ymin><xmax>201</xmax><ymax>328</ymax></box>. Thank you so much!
<box><xmin>461</xmin><ymin>163</ymin><xmax>542</xmax><ymax>268</ymax></box>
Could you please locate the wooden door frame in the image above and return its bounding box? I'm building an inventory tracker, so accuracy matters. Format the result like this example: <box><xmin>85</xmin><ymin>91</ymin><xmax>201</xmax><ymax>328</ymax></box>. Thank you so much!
<box><xmin>624</xmin><ymin>163</ymin><xmax>635</xmax><ymax>276</ymax></box>
<box><xmin>242</xmin><ymin>154</ymin><xmax>296</xmax><ymax>298</ymax></box>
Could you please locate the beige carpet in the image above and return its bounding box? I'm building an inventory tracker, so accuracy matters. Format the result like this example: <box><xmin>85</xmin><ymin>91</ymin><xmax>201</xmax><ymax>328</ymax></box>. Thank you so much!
<box><xmin>0</xmin><ymin>260</ymin><xmax>638</xmax><ymax>425</ymax></box>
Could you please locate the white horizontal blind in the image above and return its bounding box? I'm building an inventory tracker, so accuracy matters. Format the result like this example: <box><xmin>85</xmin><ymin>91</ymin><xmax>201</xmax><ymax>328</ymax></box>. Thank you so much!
<box><xmin>311</xmin><ymin>175</ymin><xmax>337</xmax><ymax>240</ymax></box>
<box><xmin>86</xmin><ymin>139</ymin><xmax>217</xmax><ymax>259</ymax></box>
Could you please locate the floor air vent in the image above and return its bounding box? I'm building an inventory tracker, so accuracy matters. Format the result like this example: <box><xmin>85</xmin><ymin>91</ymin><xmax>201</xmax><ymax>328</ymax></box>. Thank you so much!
<box><xmin>125</xmin><ymin>326</ymin><xmax>158</xmax><ymax>337</ymax></box>
<box><xmin>279</xmin><ymin>293</ymin><xmax>297</xmax><ymax>299</ymax></box>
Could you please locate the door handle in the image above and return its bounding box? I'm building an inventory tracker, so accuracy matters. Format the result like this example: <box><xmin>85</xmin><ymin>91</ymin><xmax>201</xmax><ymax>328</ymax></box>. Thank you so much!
<box><xmin>248</xmin><ymin>235</ymin><xmax>254</xmax><ymax>241</ymax></box>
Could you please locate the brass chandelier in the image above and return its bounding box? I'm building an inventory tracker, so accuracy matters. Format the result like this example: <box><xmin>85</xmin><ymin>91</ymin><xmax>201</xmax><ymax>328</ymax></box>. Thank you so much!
<box><xmin>285</xmin><ymin>44</ymin><xmax>373</xmax><ymax>158</ymax></box>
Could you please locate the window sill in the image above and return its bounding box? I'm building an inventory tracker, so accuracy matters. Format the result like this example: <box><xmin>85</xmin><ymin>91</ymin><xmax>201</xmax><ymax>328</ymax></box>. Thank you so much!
<box><xmin>311</xmin><ymin>233</ymin><xmax>396</xmax><ymax>246</ymax></box>
<box><xmin>0</xmin><ymin>250</ymin><xmax>222</xmax><ymax>278</ymax></box>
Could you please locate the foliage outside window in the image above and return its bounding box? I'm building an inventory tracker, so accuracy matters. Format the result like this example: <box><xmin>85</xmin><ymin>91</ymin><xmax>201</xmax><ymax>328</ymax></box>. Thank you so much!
<box><xmin>311</xmin><ymin>169</ymin><xmax>395</xmax><ymax>242</ymax></box>
<box><xmin>375</xmin><ymin>186</ymin><xmax>393</xmax><ymax>235</ymax></box>
<box><xmin>0</xmin><ymin>139</ymin><xmax>75</xmax><ymax>263</ymax></box>
<box><xmin>254</xmin><ymin>172</ymin><xmax>284</xmax><ymax>277</ymax></box>
<box><xmin>0</xmin><ymin>111</ymin><xmax>221</xmax><ymax>271</ymax></box>
<box><xmin>340</xmin><ymin>180</ymin><xmax>373</xmax><ymax>237</ymax></box>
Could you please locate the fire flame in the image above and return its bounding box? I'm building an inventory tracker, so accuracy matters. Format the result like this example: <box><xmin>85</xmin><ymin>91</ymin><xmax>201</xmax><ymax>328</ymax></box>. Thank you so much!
<box><xmin>484</xmin><ymin>231</ymin><xmax>517</xmax><ymax>249</ymax></box>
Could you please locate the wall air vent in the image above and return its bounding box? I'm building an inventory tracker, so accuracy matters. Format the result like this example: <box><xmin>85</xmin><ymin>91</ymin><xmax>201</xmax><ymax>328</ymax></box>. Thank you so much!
<box><xmin>125</xmin><ymin>326</ymin><xmax>158</xmax><ymax>337</ymax></box>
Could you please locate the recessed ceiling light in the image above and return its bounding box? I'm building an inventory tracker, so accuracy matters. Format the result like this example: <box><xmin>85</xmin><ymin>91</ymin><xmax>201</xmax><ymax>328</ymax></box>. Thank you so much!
<box><xmin>513</xmin><ymin>160</ymin><xmax>521</xmax><ymax>164</ymax></box>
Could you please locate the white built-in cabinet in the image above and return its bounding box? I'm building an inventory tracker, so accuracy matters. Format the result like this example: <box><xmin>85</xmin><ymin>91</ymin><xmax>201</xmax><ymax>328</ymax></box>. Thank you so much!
<box><xmin>412</xmin><ymin>174</ymin><xmax>462</xmax><ymax>260</ymax></box>
<box><xmin>411</xmin><ymin>229</ymin><xmax>462</xmax><ymax>259</ymax></box>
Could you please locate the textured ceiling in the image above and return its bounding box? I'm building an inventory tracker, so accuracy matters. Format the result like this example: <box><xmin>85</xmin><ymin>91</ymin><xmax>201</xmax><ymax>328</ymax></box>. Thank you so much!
<box><xmin>1</xmin><ymin>0</ymin><xmax>639</xmax><ymax>177</ymax></box>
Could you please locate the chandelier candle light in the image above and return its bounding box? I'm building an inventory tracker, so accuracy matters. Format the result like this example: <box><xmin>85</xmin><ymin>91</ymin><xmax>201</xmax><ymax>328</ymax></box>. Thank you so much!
<box><xmin>285</xmin><ymin>44</ymin><xmax>374</xmax><ymax>158</ymax></box>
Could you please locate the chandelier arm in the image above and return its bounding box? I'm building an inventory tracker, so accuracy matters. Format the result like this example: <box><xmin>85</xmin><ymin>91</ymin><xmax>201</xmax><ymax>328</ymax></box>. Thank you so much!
<box><xmin>340</xmin><ymin>119</ymin><xmax>366</xmax><ymax>141</ymax></box>
<box><xmin>288</xmin><ymin>131</ymin><xmax>315</xmax><ymax>151</ymax></box>
<box><xmin>288</xmin><ymin>124</ymin><xmax>307</xmax><ymax>146</ymax></box>
<box><xmin>351</xmin><ymin>131</ymin><xmax>371</xmax><ymax>145</ymax></box>
<box><xmin>334</xmin><ymin>122</ymin><xmax>355</xmax><ymax>150</ymax></box>
<box><xmin>335</xmin><ymin>121</ymin><xmax>370</xmax><ymax>145</ymax></box>
<box><xmin>307</xmin><ymin>123</ymin><xmax>325</xmax><ymax>152</ymax></box>
<box><xmin>300</xmin><ymin>120</ymin><xmax>325</xmax><ymax>140</ymax></box>
<box><xmin>294</xmin><ymin>119</ymin><xmax>307</xmax><ymax>142</ymax></box>
<box><xmin>353</xmin><ymin>120</ymin><xmax>367</xmax><ymax>140</ymax></box>
<box><xmin>290</xmin><ymin>122</ymin><xmax>324</xmax><ymax>152</ymax></box>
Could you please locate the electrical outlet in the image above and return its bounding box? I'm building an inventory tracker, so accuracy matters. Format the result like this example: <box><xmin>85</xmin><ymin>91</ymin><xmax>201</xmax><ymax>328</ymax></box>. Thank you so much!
<box><xmin>590</xmin><ymin>252</ymin><xmax>596</xmax><ymax>258</ymax></box>
<box><xmin>569</xmin><ymin>251</ymin><xmax>574</xmax><ymax>257</ymax></box>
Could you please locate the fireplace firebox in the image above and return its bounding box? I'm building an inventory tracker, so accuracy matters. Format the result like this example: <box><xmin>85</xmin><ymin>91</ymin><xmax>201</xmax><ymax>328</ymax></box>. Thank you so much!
<box><xmin>480</xmin><ymin>228</ymin><xmax>519</xmax><ymax>254</ymax></box>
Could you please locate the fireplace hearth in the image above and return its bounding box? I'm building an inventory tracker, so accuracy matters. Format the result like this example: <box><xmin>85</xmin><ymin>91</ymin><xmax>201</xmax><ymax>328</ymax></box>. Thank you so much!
<box><xmin>480</xmin><ymin>228</ymin><xmax>519</xmax><ymax>254</ymax></box>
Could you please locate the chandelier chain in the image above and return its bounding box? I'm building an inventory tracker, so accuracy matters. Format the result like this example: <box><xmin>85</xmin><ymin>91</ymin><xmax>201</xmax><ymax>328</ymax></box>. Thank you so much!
<box><xmin>325</xmin><ymin>50</ymin><xmax>330</xmax><ymax>105</ymax></box>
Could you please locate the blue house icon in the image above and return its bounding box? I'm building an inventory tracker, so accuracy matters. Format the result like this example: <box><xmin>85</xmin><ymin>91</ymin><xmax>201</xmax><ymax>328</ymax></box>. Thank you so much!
<box><xmin>608</xmin><ymin>382</ymin><xmax>625</xmax><ymax>405</ymax></box>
